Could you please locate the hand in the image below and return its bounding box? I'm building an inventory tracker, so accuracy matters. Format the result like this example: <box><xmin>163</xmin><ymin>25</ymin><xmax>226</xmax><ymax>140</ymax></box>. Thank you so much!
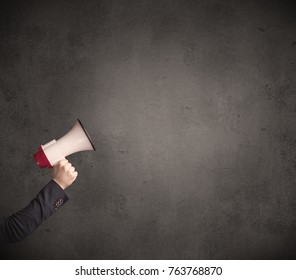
<box><xmin>52</xmin><ymin>159</ymin><xmax>78</xmax><ymax>190</ymax></box>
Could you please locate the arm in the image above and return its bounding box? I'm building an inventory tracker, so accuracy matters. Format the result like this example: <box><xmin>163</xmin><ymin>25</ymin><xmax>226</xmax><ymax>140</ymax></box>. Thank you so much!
<box><xmin>0</xmin><ymin>180</ymin><xmax>68</xmax><ymax>243</ymax></box>
<box><xmin>0</xmin><ymin>160</ymin><xmax>77</xmax><ymax>243</ymax></box>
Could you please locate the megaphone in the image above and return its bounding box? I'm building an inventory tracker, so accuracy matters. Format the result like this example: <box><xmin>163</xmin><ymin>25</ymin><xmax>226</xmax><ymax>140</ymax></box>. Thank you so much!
<box><xmin>34</xmin><ymin>119</ymin><xmax>96</xmax><ymax>168</ymax></box>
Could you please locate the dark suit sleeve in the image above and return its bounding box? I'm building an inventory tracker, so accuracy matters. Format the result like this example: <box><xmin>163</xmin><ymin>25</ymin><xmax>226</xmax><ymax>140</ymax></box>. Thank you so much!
<box><xmin>0</xmin><ymin>180</ymin><xmax>68</xmax><ymax>243</ymax></box>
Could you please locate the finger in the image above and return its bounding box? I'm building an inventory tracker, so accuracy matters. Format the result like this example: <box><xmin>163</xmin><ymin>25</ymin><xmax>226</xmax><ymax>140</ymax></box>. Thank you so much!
<box><xmin>69</xmin><ymin>166</ymin><xmax>75</xmax><ymax>173</ymax></box>
<box><xmin>64</xmin><ymin>162</ymin><xmax>72</xmax><ymax>171</ymax></box>
<box><xmin>73</xmin><ymin>171</ymin><xmax>78</xmax><ymax>178</ymax></box>
<box><xmin>59</xmin><ymin>159</ymin><xmax>69</xmax><ymax>166</ymax></box>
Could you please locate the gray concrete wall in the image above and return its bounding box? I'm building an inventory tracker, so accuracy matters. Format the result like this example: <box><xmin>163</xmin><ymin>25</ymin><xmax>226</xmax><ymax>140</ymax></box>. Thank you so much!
<box><xmin>1</xmin><ymin>0</ymin><xmax>296</xmax><ymax>259</ymax></box>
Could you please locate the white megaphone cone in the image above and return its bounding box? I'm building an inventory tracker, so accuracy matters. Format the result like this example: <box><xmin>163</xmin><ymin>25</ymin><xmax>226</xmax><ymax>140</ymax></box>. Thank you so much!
<box><xmin>34</xmin><ymin>119</ymin><xmax>96</xmax><ymax>168</ymax></box>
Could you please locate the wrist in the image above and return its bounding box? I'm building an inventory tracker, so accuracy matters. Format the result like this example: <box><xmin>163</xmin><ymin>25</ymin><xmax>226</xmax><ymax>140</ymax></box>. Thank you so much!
<box><xmin>53</xmin><ymin>178</ymin><xmax>67</xmax><ymax>190</ymax></box>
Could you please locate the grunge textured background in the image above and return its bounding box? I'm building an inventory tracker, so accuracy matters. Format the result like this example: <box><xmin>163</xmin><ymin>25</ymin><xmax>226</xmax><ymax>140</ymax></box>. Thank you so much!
<box><xmin>1</xmin><ymin>0</ymin><xmax>296</xmax><ymax>259</ymax></box>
